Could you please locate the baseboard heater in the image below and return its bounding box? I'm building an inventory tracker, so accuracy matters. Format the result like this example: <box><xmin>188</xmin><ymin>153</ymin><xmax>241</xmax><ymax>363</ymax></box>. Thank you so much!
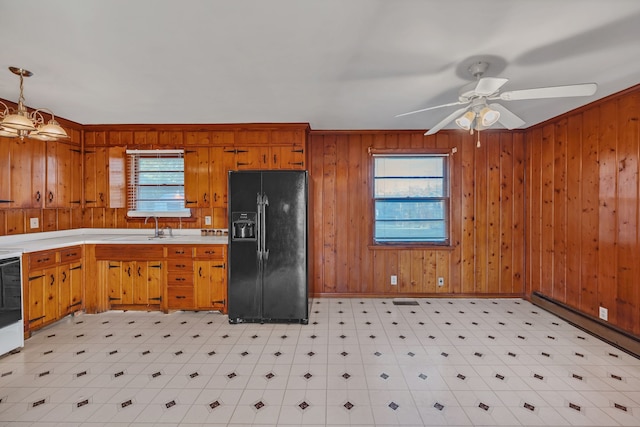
<box><xmin>530</xmin><ymin>292</ymin><xmax>640</xmax><ymax>359</ymax></box>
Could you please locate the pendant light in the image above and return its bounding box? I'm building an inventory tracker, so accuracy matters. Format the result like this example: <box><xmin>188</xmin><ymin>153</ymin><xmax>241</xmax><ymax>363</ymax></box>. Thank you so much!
<box><xmin>0</xmin><ymin>67</ymin><xmax>69</xmax><ymax>141</ymax></box>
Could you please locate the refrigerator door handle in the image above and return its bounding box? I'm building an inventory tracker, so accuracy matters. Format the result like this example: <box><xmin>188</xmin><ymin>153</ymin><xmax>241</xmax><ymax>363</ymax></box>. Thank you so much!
<box><xmin>256</xmin><ymin>193</ymin><xmax>263</xmax><ymax>261</ymax></box>
<box><xmin>262</xmin><ymin>193</ymin><xmax>269</xmax><ymax>261</ymax></box>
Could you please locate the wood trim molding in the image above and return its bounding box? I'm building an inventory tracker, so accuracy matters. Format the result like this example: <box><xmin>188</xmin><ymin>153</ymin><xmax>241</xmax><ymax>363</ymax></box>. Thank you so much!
<box><xmin>529</xmin><ymin>292</ymin><xmax>640</xmax><ymax>359</ymax></box>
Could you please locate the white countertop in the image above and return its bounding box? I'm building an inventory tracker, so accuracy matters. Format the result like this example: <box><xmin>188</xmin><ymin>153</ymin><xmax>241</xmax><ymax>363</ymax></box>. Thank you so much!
<box><xmin>0</xmin><ymin>228</ymin><xmax>229</xmax><ymax>254</ymax></box>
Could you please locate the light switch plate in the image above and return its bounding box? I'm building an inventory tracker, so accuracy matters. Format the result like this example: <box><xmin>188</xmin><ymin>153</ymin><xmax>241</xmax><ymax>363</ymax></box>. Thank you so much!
<box><xmin>204</xmin><ymin>216</ymin><xmax>212</xmax><ymax>225</ymax></box>
<box><xmin>30</xmin><ymin>217</ymin><xmax>39</xmax><ymax>229</ymax></box>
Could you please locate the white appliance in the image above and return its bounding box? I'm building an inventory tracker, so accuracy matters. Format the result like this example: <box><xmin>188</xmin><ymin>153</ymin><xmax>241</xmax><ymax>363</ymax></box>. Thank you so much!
<box><xmin>0</xmin><ymin>250</ymin><xmax>23</xmax><ymax>356</ymax></box>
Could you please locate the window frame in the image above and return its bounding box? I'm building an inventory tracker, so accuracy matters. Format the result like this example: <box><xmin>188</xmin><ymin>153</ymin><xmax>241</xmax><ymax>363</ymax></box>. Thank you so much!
<box><xmin>125</xmin><ymin>149</ymin><xmax>192</xmax><ymax>219</ymax></box>
<box><xmin>371</xmin><ymin>148</ymin><xmax>452</xmax><ymax>247</ymax></box>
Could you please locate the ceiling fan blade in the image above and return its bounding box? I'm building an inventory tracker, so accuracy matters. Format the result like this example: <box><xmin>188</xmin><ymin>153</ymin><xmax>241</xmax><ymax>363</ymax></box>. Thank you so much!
<box><xmin>474</xmin><ymin>77</ymin><xmax>509</xmax><ymax>96</ymax></box>
<box><xmin>497</xmin><ymin>83</ymin><xmax>597</xmax><ymax>101</ymax></box>
<box><xmin>425</xmin><ymin>107</ymin><xmax>470</xmax><ymax>135</ymax></box>
<box><xmin>395</xmin><ymin>100</ymin><xmax>469</xmax><ymax>117</ymax></box>
<box><xmin>488</xmin><ymin>103</ymin><xmax>525</xmax><ymax>129</ymax></box>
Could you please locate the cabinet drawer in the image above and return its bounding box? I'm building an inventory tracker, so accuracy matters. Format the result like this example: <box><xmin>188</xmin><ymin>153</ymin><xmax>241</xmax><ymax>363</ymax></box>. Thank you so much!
<box><xmin>28</xmin><ymin>251</ymin><xmax>57</xmax><ymax>269</ymax></box>
<box><xmin>166</xmin><ymin>246</ymin><xmax>193</xmax><ymax>258</ymax></box>
<box><xmin>167</xmin><ymin>259</ymin><xmax>193</xmax><ymax>271</ymax></box>
<box><xmin>194</xmin><ymin>245</ymin><xmax>226</xmax><ymax>259</ymax></box>
<box><xmin>59</xmin><ymin>246</ymin><xmax>82</xmax><ymax>262</ymax></box>
<box><xmin>167</xmin><ymin>286</ymin><xmax>194</xmax><ymax>308</ymax></box>
<box><xmin>168</xmin><ymin>272</ymin><xmax>194</xmax><ymax>286</ymax></box>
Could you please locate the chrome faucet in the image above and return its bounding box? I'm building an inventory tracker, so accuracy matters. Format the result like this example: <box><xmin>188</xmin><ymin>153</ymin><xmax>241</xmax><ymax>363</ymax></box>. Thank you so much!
<box><xmin>144</xmin><ymin>216</ymin><xmax>160</xmax><ymax>238</ymax></box>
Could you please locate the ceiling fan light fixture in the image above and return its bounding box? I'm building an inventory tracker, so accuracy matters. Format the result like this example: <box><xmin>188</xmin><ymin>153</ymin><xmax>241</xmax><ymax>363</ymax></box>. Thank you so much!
<box><xmin>0</xmin><ymin>67</ymin><xmax>68</xmax><ymax>141</ymax></box>
<box><xmin>479</xmin><ymin>106</ymin><xmax>500</xmax><ymax>127</ymax></box>
<box><xmin>455</xmin><ymin>111</ymin><xmax>475</xmax><ymax>130</ymax></box>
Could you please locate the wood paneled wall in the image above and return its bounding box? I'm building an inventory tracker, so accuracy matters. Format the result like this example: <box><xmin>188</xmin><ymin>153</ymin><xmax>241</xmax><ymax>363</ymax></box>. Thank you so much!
<box><xmin>526</xmin><ymin>85</ymin><xmax>640</xmax><ymax>336</ymax></box>
<box><xmin>308</xmin><ymin>130</ymin><xmax>526</xmax><ymax>297</ymax></box>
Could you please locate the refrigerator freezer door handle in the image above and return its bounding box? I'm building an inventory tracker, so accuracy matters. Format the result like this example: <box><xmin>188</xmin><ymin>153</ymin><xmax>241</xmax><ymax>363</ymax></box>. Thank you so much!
<box><xmin>262</xmin><ymin>193</ymin><xmax>269</xmax><ymax>261</ymax></box>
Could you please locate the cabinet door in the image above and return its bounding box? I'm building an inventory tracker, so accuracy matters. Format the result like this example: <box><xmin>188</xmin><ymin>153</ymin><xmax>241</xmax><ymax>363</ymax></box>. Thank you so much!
<box><xmin>194</xmin><ymin>260</ymin><xmax>212</xmax><ymax>308</ymax></box>
<box><xmin>59</xmin><ymin>262</ymin><xmax>83</xmax><ymax>316</ymax></box>
<box><xmin>210</xmin><ymin>261</ymin><xmax>227</xmax><ymax>311</ymax></box>
<box><xmin>84</xmin><ymin>147</ymin><xmax>108</xmax><ymax>207</ymax></box>
<box><xmin>68</xmin><ymin>262</ymin><xmax>83</xmax><ymax>313</ymax></box>
<box><xmin>27</xmin><ymin>270</ymin><xmax>47</xmax><ymax>328</ymax></box>
<box><xmin>146</xmin><ymin>262</ymin><xmax>163</xmax><ymax>305</ymax></box>
<box><xmin>277</xmin><ymin>144</ymin><xmax>305</xmax><ymax>169</ymax></box>
<box><xmin>46</xmin><ymin>141</ymin><xmax>81</xmax><ymax>207</ymax></box>
<box><xmin>0</xmin><ymin>137</ymin><xmax>11</xmax><ymax>206</ymax></box>
<box><xmin>194</xmin><ymin>261</ymin><xmax>226</xmax><ymax>311</ymax></box>
<box><xmin>105</xmin><ymin>261</ymin><xmax>124</xmax><ymax>306</ymax></box>
<box><xmin>43</xmin><ymin>268</ymin><xmax>59</xmax><ymax>322</ymax></box>
<box><xmin>224</xmin><ymin>146</ymin><xmax>260</xmax><ymax>170</ymax></box>
<box><xmin>8</xmin><ymin>138</ymin><xmax>46</xmax><ymax>208</ymax></box>
<box><xmin>184</xmin><ymin>148</ymin><xmax>210</xmax><ymax>208</ymax></box>
<box><xmin>120</xmin><ymin>261</ymin><xmax>135</xmax><ymax>305</ymax></box>
<box><xmin>209</xmin><ymin>146</ymin><xmax>227</xmax><ymax>208</ymax></box>
<box><xmin>58</xmin><ymin>263</ymin><xmax>71</xmax><ymax>316</ymax></box>
<box><xmin>132</xmin><ymin>261</ymin><xmax>148</xmax><ymax>305</ymax></box>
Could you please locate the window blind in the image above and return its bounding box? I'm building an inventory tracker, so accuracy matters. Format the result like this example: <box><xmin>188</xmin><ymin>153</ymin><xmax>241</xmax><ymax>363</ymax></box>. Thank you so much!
<box><xmin>126</xmin><ymin>149</ymin><xmax>191</xmax><ymax>218</ymax></box>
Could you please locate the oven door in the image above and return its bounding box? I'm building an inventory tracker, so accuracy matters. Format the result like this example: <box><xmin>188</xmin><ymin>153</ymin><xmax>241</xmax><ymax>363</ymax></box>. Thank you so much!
<box><xmin>0</xmin><ymin>256</ymin><xmax>24</xmax><ymax>355</ymax></box>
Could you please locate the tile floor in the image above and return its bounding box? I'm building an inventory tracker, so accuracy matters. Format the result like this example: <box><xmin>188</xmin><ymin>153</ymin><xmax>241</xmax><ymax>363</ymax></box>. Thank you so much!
<box><xmin>0</xmin><ymin>298</ymin><xmax>639</xmax><ymax>426</ymax></box>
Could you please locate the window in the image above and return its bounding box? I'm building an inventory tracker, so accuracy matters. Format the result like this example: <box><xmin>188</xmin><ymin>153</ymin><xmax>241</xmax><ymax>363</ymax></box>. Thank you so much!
<box><xmin>126</xmin><ymin>149</ymin><xmax>191</xmax><ymax>218</ymax></box>
<box><xmin>373</xmin><ymin>153</ymin><xmax>449</xmax><ymax>244</ymax></box>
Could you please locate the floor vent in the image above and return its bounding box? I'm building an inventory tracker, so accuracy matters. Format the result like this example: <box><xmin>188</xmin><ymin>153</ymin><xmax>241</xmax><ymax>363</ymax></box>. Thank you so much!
<box><xmin>392</xmin><ymin>299</ymin><xmax>419</xmax><ymax>306</ymax></box>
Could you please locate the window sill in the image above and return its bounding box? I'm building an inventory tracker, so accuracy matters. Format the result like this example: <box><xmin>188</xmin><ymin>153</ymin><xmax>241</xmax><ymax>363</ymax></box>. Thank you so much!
<box><xmin>368</xmin><ymin>243</ymin><xmax>455</xmax><ymax>251</ymax></box>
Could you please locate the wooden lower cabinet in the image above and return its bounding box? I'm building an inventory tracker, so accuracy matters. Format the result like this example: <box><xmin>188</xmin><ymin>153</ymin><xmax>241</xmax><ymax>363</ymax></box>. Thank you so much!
<box><xmin>165</xmin><ymin>244</ymin><xmax>227</xmax><ymax>313</ymax></box>
<box><xmin>166</xmin><ymin>246</ymin><xmax>195</xmax><ymax>309</ymax></box>
<box><xmin>24</xmin><ymin>246</ymin><xmax>83</xmax><ymax>332</ymax></box>
<box><xmin>94</xmin><ymin>243</ymin><xmax>227</xmax><ymax>313</ymax></box>
<box><xmin>102</xmin><ymin>260</ymin><xmax>163</xmax><ymax>309</ymax></box>
<box><xmin>95</xmin><ymin>245</ymin><xmax>165</xmax><ymax>311</ymax></box>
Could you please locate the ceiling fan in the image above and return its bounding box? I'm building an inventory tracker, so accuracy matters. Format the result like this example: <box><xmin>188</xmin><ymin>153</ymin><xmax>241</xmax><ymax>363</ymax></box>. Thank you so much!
<box><xmin>396</xmin><ymin>61</ymin><xmax>597</xmax><ymax>136</ymax></box>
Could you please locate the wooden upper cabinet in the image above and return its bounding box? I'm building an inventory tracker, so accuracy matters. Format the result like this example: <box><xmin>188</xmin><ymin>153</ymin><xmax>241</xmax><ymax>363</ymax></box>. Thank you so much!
<box><xmin>84</xmin><ymin>146</ymin><xmax>108</xmax><ymax>207</ymax></box>
<box><xmin>46</xmin><ymin>140</ymin><xmax>82</xmax><ymax>208</ymax></box>
<box><xmin>209</xmin><ymin>146</ymin><xmax>227</xmax><ymax>207</ymax></box>
<box><xmin>0</xmin><ymin>137</ymin><xmax>11</xmax><ymax>205</ymax></box>
<box><xmin>1</xmin><ymin>137</ymin><xmax>46</xmax><ymax>208</ymax></box>
<box><xmin>184</xmin><ymin>147</ymin><xmax>211</xmax><ymax>208</ymax></box>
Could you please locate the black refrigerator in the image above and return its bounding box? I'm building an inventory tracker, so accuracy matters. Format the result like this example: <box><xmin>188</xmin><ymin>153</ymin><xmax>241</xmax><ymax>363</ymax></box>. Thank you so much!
<box><xmin>227</xmin><ymin>170</ymin><xmax>308</xmax><ymax>324</ymax></box>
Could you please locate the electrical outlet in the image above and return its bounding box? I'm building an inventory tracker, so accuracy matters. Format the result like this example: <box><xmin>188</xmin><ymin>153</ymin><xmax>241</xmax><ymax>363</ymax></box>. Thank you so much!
<box><xmin>599</xmin><ymin>306</ymin><xmax>608</xmax><ymax>321</ymax></box>
<box><xmin>390</xmin><ymin>275</ymin><xmax>397</xmax><ymax>285</ymax></box>
<box><xmin>29</xmin><ymin>217</ymin><xmax>39</xmax><ymax>229</ymax></box>
<box><xmin>204</xmin><ymin>216</ymin><xmax>212</xmax><ymax>225</ymax></box>
<box><xmin>437</xmin><ymin>277</ymin><xmax>445</xmax><ymax>287</ymax></box>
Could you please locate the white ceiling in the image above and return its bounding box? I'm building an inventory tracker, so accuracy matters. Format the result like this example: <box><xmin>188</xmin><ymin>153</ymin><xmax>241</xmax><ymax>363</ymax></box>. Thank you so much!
<box><xmin>1</xmin><ymin>0</ymin><xmax>640</xmax><ymax>131</ymax></box>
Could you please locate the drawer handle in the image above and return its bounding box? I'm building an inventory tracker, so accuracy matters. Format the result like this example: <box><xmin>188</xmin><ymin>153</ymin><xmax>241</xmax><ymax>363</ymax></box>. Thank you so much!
<box><xmin>203</xmin><ymin>192</ymin><xmax>208</xmax><ymax>203</ymax></box>
<box><xmin>61</xmin><ymin>271</ymin><xmax>67</xmax><ymax>282</ymax></box>
<box><xmin>50</xmin><ymin>274</ymin><xmax>55</xmax><ymax>286</ymax></box>
<box><xmin>175</xmin><ymin>250</ymin><xmax>185</xmax><ymax>255</ymax></box>
<box><xmin>38</xmin><ymin>258</ymin><xmax>50</xmax><ymax>263</ymax></box>
<box><xmin>176</xmin><ymin>277</ymin><xmax>186</xmax><ymax>282</ymax></box>
<box><xmin>65</xmin><ymin>252</ymin><xmax>77</xmax><ymax>257</ymax></box>
<box><xmin>198</xmin><ymin>266</ymin><xmax>203</xmax><ymax>277</ymax></box>
<box><xmin>213</xmin><ymin>263</ymin><xmax>225</xmax><ymax>269</ymax></box>
<box><xmin>48</xmin><ymin>191</ymin><xmax>54</xmax><ymax>202</ymax></box>
<box><xmin>35</xmin><ymin>191</ymin><xmax>41</xmax><ymax>202</ymax></box>
<box><xmin>176</xmin><ymin>296</ymin><xmax>186</xmax><ymax>299</ymax></box>
<box><xmin>205</xmin><ymin>250</ymin><xmax>215</xmax><ymax>254</ymax></box>
<box><xmin>176</xmin><ymin>264</ymin><xmax>186</xmax><ymax>268</ymax></box>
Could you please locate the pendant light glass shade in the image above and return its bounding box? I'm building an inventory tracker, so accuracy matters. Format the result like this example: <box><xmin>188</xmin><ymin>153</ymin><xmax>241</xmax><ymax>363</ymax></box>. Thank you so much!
<box><xmin>0</xmin><ymin>67</ymin><xmax>69</xmax><ymax>141</ymax></box>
